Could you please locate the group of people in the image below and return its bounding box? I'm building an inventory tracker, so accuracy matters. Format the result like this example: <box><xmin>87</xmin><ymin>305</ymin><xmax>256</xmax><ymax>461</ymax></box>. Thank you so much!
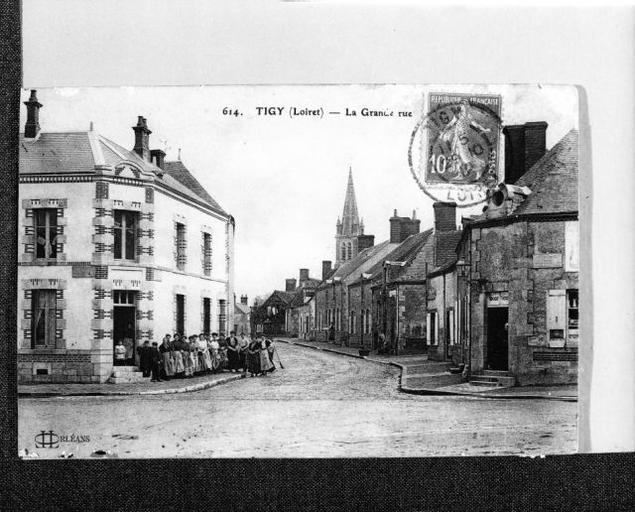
<box><xmin>131</xmin><ymin>332</ymin><xmax>280</xmax><ymax>382</ymax></box>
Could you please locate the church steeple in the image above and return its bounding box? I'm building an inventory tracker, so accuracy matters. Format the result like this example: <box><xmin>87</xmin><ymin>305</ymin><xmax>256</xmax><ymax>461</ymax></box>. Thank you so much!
<box><xmin>341</xmin><ymin>167</ymin><xmax>361</xmax><ymax>237</ymax></box>
<box><xmin>335</xmin><ymin>167</ymin><xmax>366</xmax><ymax>267</ymax></box>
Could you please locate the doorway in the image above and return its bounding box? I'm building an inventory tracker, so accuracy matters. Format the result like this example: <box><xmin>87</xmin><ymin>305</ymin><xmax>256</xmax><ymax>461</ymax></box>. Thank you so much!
<box><xmin>113</xmin><ymin>290</ymin><xmax>137</xmax><ymax>366</ymax></box>
<box><xmin>486</xmin><ymin>307</ymin><xmax>508</xmax><ymax>370</ymax></box>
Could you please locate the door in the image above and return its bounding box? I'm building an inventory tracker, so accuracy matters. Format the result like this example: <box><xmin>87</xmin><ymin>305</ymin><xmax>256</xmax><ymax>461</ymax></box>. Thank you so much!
<box><xmin>113</xmin><ymin>290</ymin><xmax>137</xmax><ymax>366</ymax></box>
<box><xmin>486</xmin><ymin>307</ymin><xmax>508</xmax><ymax>370</ymax></box>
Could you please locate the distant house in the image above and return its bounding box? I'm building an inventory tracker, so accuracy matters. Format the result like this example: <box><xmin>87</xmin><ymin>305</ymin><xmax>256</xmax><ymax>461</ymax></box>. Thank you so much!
<box><xmin>251</xmin><ymin>287</ymin><xmax>296</xmax><ymax>337</ymax></box>
<box><xmin>18</xmin><ymin>90</ymin><xmax>235</xmax><ymax>384</ymax></box>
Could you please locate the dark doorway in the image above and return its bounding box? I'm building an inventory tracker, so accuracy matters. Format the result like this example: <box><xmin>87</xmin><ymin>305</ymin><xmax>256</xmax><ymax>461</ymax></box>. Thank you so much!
<box><xmin>113</xmin><ymin>290</ymin><xmax>137</xmax><ymax>366</ymax></box>
<box><xmin>487</xmin><ymin>307</ymin><xmax>508</xmax><ymax>370</ymax></box>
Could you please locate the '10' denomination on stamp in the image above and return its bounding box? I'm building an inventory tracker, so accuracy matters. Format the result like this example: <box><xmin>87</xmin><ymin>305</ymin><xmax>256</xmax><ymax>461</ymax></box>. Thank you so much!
<box><xmin>409</xmin><ymin>93</ymin><xmax>502</xmax><ymax>207</ymax></box>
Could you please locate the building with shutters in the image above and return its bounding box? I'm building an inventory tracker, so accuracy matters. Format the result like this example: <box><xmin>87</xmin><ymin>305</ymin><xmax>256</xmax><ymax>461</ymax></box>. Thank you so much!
<box><xmin>455</xmin><ymin>125</ymin><xmax>579</xmax><ymax>385</ymax></box>
<box><xmin>18</xmin><ymin>90</ymin><xmax>234</xmax><ymax>383</ymax></box>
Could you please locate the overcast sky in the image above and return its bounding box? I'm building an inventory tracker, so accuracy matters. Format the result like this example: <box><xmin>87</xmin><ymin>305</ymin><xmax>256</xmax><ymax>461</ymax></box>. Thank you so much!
<box><xmin>20</xmin><ymin>85</ymin><xmax>578</xmax><ymax>300</ymax></box>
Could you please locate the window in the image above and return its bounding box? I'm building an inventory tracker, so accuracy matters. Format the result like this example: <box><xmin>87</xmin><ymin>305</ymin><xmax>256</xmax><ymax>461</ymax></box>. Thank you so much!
<box><xmin>218</xmin><ymin>299</ymin><xmax>227</xmax><ymax>337</ymax></box>
<box><xmin>567</xmin><ymin>289</ymin><xmax>579</xmax><ymax>346</ymax></box>
<box><xmin>341</xmin><ymin>243</ymin><xmax>347</xmax><ymax>261</ymax></box>
<box><xmin>175</xmin><ymin>294</ymin><xmax>185</xmax><ymax>334</ymax></box>
<box><xmin>426</xmin><ymin>311</ymin><xmax>438</xmax><ymax>345</ymax></box>
<box><xmin>32</xmin><ymin>290</ymin><xmax>57</xmax><ymax>347</ymax></box>
<box><xmin>113</xmin><ymin>210</ymin><xmax>138</xmax><ymax>260</ymax></box>
<box><xmin>34</xmin><ymin>209</ymin><xmax>58</xmax><ymax>259</ymax></box>
<box><xmin>175</xmin><ymin>222</ymin><xmax>187</xmax><ymax>270</ymax></box>
<box><xmin>203</xmin><ymin>297</ymin><xmax>211</xmax><ymax>335</ymax></box>
<box><xmin>202</xmin><ymin>232</ymin><xmax>212</xmax><ymax>276</ymax></box>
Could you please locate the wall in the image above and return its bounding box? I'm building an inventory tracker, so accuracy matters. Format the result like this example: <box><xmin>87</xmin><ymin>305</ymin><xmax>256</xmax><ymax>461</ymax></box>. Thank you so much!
<box><xmin>468</xmin><ymin>220</ymin><xmax>578</xmax><ymax>385</ymax></box>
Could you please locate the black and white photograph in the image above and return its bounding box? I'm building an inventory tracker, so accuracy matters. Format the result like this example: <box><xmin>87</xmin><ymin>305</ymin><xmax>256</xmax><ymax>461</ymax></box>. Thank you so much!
<box><xmin>17</xmin><ymin>84</ymin><xmax>580</xmax><ymax>458</ymax></box>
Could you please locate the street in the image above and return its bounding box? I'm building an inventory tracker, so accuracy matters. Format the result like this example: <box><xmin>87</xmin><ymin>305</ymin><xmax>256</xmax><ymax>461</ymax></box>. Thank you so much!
<box><xmin>19</xmin><ymin>343</ymin><xmax>577</xmax><ymax>458</ymax></box>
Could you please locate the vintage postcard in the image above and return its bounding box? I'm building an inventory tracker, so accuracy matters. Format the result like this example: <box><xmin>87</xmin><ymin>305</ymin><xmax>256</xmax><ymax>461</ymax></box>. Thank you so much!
<box><xmin>17</xmin><ymin>84</ymin><xmax>580</xmax><ymax>458</ymax></box>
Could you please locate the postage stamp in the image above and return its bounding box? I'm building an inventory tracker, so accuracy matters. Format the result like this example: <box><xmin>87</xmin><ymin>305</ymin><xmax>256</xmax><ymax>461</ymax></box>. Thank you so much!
<box><xmin>409</xmin><ymin>92</ymin><xmax>502</xmax><ymax>207</ymax></box>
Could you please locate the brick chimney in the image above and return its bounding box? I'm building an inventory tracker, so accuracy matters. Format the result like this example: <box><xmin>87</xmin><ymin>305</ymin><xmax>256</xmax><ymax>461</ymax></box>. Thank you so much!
<box><xmin>357</xmin><ymin>234</ymin><xmax>375</xmax><ymax>252</ymax></box>
<box><xmin>299</xmin><ymin>269</ymin><xmax>309</xmax><ymax>284</ymax></box>
<box><xmin>285</xmin><ymin>278</ymin><xmax>297</xmax><ymax>292</ymax></box>
<box><xmin>132</xmin><ymin>116</ymin><xmax>152</xmax><ymax>161</ymax></box>
<box><xmin>322</xmin><ymin>260</ymin><xmax>333</xmax><ymax>281</ymax></box>
<box><xmin>503</xmin><ymin>121</ymin><xmax>548</xmax><ymax>184</ymax></box>
<box><xmin>240</xmin><ymin>295</ymin><xmax>248</xmax><ymax>305</ymax></box>
<box><xmin>390</xmin><ymin>210</ymin><xmax>421</xmax><ymax>243</ymax></box>
<box><xmin>150</xmin><ymin>149</ymin><xmax>165</xmax><ymax>169</ymax></box>
<box><xmin>433</xmin><ymin>202</ymin><xmax>457</xmax><ymax>232</ymax></box>
<box><xmin>24</xmin><ymin>90</ymin><xmax>42</xmax><ymax>138</ymax></box>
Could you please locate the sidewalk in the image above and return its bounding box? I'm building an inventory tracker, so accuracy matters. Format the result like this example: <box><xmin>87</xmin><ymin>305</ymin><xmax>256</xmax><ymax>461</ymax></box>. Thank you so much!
<box><xmin>18</xmin><ymin>372</ymin><xmax>243</xmax><ymax>398</ymax></box>
<box><xmin>277</xmin><ymin>338</ymin><xmax>578</xmax><ymax>401</ymax></box>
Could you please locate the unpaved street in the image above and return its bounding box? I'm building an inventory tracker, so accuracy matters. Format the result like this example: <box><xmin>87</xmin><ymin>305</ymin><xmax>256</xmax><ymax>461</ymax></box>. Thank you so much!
<box><xmin>19</xmin><ymin>343</ymin><xmax>577</xmax><ymax>457</ymax></box>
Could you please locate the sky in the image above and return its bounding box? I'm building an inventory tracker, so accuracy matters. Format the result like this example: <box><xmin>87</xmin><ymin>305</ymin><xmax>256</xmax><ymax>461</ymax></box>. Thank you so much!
<box><xmin>20</xmin><ymin>85</ymin><xmax>578</xmax><ymax>301</ymax></box>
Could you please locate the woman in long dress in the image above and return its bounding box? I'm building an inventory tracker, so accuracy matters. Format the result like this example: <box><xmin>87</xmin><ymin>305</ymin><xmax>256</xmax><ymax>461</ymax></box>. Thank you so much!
<box><xmin>172</xmin><ymin>333</ymin><xmax>185</xmax><ymax>376</ymax></box>
<box><xmin>226</xmin><ymin>332</ymin><xmax>240</xmax><ymax>372</ymax></box>
<box><xmin>247</xmin><ymin>338</ymin><xmax>261</xmax><ymax>377</ymax></box>
<box><xmin>258</xmin><ymin>336</ymin><xmax>274</xmax><ymax>375</ymax></box>
<box><xmin>182</xmin><ymin>336</ymin><xmax>195</xmax><ymax>377</ymax></box>
<box><xmin>238</xmin><ymin>334</ymin><xmax>249</xmax><ymax>375</ymax></box>
<box><xmin>159</xmin><ymin>334</ymin><xmax>174</xmax><ymax>380</ymax></box>
<box><xmin>209</xmin><ymin>334</ymin><xmax>221</xmax><ymax>373</ymax></box>
<box><xmin>198</xmin><ymin>333</ymin><xmax>212</xmax><ymax>371</ymax></box>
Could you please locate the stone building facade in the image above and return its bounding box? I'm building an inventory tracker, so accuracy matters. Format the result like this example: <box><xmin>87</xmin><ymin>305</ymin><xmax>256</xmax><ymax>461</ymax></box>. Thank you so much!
<box><xmin>18</xmin><ymin>91</ymin><xmax>234</xmax><ymax>383</ymax></box>
<box><xmin>457</xmin><ymin>126</ymin><xmax>579</xmax><ymax>385</ymax></box>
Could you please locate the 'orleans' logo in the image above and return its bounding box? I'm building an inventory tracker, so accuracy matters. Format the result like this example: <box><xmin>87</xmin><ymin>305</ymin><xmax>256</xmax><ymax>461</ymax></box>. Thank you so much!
<box><xmin>408</xmin><ymin>92</ymin><xmax>502</xmax><ymax>207</ymax></box>
<box><xmin>35</xmin><ymin>430</ymin><xmax>59</xmax><ymax>449</ymax></box>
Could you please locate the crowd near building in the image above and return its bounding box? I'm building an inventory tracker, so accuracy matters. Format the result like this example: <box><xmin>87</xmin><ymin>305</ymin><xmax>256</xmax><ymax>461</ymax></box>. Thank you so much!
<box><xmin>18</xmin><ymin>91</ymin><xmax>235</xmax><ymax>384</ymax></box>
<box><xmin>254</xmin><ymin>122</ymin><xmax>579</xmax><ymax>386</ymax></box>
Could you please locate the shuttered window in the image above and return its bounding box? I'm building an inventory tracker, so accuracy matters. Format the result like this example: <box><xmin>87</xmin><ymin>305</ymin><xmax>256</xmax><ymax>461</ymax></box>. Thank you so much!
<box><xmin>32</xmin><ymin>290</ymin><xmax>57</xmax><ymax>347</ymax></box>
<box><xmin>175</xmin><ymin>222</ymin><xmax>187</xmax><ymax>270</ymax></box>
<box><xmin>34</xmin><ymin>209</ymin><xmax>58</xmax><ymax>259</ymax></box>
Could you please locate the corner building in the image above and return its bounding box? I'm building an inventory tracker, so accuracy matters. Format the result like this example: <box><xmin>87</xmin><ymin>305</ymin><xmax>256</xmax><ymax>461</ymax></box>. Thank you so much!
<box><xmin>18</xmin><ymin>91</ymin><xmax>234</xmax><ymax>383</ymax></box>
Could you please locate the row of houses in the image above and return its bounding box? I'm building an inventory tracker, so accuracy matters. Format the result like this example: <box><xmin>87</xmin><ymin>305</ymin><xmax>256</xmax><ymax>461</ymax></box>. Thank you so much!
<box><xmin>253</xmin><ymin>121</ymin><xmax>579</xmax><ymax>386</ymax></box>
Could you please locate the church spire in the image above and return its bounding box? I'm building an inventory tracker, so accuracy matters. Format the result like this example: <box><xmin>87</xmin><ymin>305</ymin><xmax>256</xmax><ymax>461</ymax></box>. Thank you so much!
<box><xmin>341</xmin><ymin>167</ymin><xmax>360</xmax><ymax>236</ymax></box>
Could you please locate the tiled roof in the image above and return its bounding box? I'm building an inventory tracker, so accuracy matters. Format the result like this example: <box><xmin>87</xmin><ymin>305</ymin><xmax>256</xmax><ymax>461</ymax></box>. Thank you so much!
<box><xmin>319</xmin><ymin>241</ymin><xmax>399</xmax><ymax>288</ymax></box>
<box><xmin>350</xmin><ymin>230</ymin><xmax>433</xmax><ymax>285</ymax></box>
<box><xmin>20</xmin><ymin>132</ymin><xmax>95</xmax><ymax>174</ymax></box>
<box><xmin>20</xmin><ymin>131</ymin><xmax>228</xmax><ymax>216</ymax></box>
<box><xmin>393</xmin><ymin>228</ymin><xmax>462</xmax><ymax>282</ymax></box>
<box><xmin>512</xmin><ymin>129</ymin><xmax>578</xmax><ymax>215</ymax></box>
<box><xmin>434</xmin><ymin>231</ymin><xmax>463</xmax><ymax>268</ymax></box>
<box><xmin>163</xmin><ymin>160</ymin><xmax>227</xmax><ymax>214</ymax></box>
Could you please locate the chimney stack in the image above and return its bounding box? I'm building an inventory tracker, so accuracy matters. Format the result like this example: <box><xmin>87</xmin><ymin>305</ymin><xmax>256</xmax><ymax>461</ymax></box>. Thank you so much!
<box><xmin>24</xmin><ymin>90</ymin><xmax>42</xmax><ymax>138</ymax></box>
<box><xmin>503</xmin><ymin>121</ymin><xmax>548</xmax><ymax>184</ymax></box>
<box><xmin>132</xmin><ymin>116</ymin><xmax>152</xmax><ymax>161</ymax></box>
<box><xmin>390</xmin><ymin>210</ymin><xmax>421</xmax><ymax>244</ymax></box>
<box><xmin>240</xmin><ymin>295</ymin><xmax>248</xmax><ymax>305</ymax></box>
<box><xmin>150</xmin><ymin>149</ymin><xmax>166</xmax><ymax>169</ymax></box>
<box><xmin>433</xmin><ymin>202</ymin><xmax>457</xmax><ymax>232</ymax></box>
<box><xmin>322</xmin><ymin>260</ymin><xmax>333</xmax><ymax>281</ymax></box>
<box><xmin>299</xmin><ymin>269</ymin><xmax>309</xmax><ymax>285</ymax></box>
<box><xmin>285</xmin><ymin>278</ymin><xmax>297</xmax><ymax>292</ymax></box>
<box><xmin>357</xmin><ymin>234</ymin><xmax>375</xmax><ymax>252</ymax></box>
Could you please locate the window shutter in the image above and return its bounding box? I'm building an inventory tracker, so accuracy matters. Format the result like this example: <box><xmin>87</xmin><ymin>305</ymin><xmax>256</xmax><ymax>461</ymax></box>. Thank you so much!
<box><xmin>434</xmin><ymin>313</ymin><xmax>439</xmax><ymax>345</ymax></box>
<box><xmin>565</xmin><ymin>221</ymin><xmax>579</xmax><ymax>272</ymax></box>
<box><xmin>546</xmin><ymin>289</ymin><xmax>566</xmax><ymax>347</ymax></box>
<box><xmin>426</xmin><ymin>313</ymin><xmax>431</xmax><ymax>345</ymax></box>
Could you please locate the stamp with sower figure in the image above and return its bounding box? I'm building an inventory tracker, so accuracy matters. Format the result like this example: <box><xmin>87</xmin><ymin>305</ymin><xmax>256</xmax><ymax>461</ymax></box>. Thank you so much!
<box><xmin>409</xmin><ymin>93</ymin><xmax>502</xmax><ymax>207</ymax></box>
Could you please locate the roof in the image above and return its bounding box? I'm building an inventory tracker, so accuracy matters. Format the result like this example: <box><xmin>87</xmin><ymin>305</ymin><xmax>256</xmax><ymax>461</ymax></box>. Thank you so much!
<box><xmin>512</xmin><ymin>129</ymin><xmax>578</xmax><ymax>215</ymax></box>
<box><xmin>20</xmin><ymin>131</ymin><xmax>228</xmax><ymax>216</ymax></box>
<box><xmin>434</xmin><ymin>231</ymin><xmax>463</xmax><ymax>268</ymax></box>
<box><xmin>163</xmin><ymin>160</ymin><xmax>226</xmax><ymax>214</ymax></box>
<box><xmin>299</xmin><ymin>277</ymin><xmax>321</xmax><ymax>289</ymax></box>
<box><xmin>390</xmin><ymin>228</ymin><xmax>462</xmax><ymax>283</ymax></box>
<box><xmin>319</xmin><ymin>240</ymin><xmax>399</xmax><ymax>289</ymax></box>
<box><xmin>349</xmin><ymin>230</ymin><xmax>433</xmax><ymax>286</ymax></box>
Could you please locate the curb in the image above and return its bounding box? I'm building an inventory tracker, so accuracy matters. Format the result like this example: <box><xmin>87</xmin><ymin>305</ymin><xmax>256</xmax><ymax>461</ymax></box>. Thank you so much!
<box><xmin>279</xmin><ymin>339</ymin><xmax>577</xmax><ymax>402</ymax></box>
<box><xmin>18</xmin><ymin>374</ymin><xmax>243</xmax><ymax>398</ymax></box>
